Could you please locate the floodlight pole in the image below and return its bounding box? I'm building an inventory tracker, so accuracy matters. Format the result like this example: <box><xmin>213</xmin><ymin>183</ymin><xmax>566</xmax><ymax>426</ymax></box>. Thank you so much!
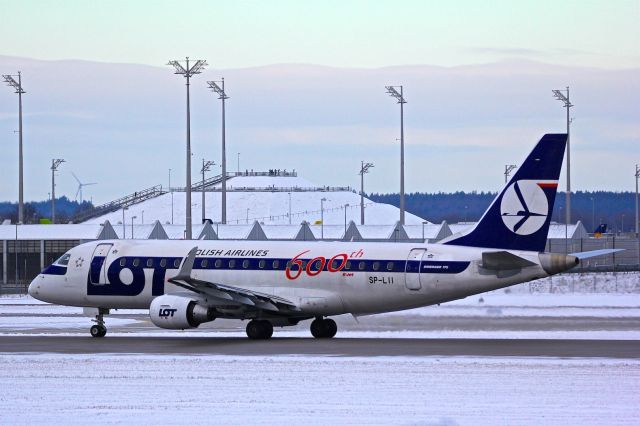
<box><xmin>201</xmin><ymin>159</ymin><xmax>214</xmax><ymax>223</ymax></box>
<box><xmin>169</xmin><ymin>168</ymin><xmax>174</xmax><ymax>224</ymax></box>
<box><xmin>131</xmin><ymin>216</ymin><xmax>137</xmax><ymax>239</ymax></box>
<box><xmin>122</xmin><ymin>207</ymin><xmax>128</xmax><ymax>239</ymax></box>
<box><xmin>168</xmin><ymin>57</ymin><xmax>207</xmax><ymax>239</ymax></box>
<box><xmin>51</xmin><ymin>159</ymin><xmax>65</xmax><ymax>223</ymax></box>
<box><xmin>635</xmin><ymin>165</ymin><xmax>639</xmax><ymax>236</ymax></box>
<box><xmin>359</xmin><ymin>161</ymin><xmax>374</xmax><ymax>225</ymax></box>
<box><xmin>344</xmin><ymin>203</ymin><xmax>349</xmax><ymax>234</ymax></box>
<box><xmin>504</xmin><ymin>164</ymin><xmax>517</xmax><ymax>184</ymax></box>
<box><xmin>636</xmin><ymin>164</ymin><xmax>639</xmax><ymax>266</ymax></box>
<box><xmin>553</xmin><ymin>86</ymin><xmax>573</xmax><ymax>227</ymax></box>
<box><xmin>321</xmin><ymin>198</ymin><xmax>326</xmax><ymax>239</ymax></box>
<box><xmin>207</xmin><ymin>79</ymin><xmax>229</xmax><ymax>224</ymax></box>
<box><xmin>3</xmin><ymin>72</ymin><xmax>25</xmax><ymax>223</ymax></box>
<box><xmin>386</xmin><ymin>85</ymin><xmax>406</xmax><ymax>224</ymax></box>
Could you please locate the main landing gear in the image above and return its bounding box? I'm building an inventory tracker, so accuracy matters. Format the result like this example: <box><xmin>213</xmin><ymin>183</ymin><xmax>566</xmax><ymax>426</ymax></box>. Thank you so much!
<box><xmin>246</xmin><ymin>319</ymin><xmax>274</xmax><ymax>340</ymax></box>
<box><xmin>310</xmin><ymin>317</ymin><xmax>337</xmax><ymax>339</ymax></box>
<box><xmin>245</xmin><ymin>317</ymin><xmax>337</xmax><ymax>340</ymax></box>
<box><xmin>90</xmin><ymin>309</ymin><xmax>108</xmax><ymax>338</ymax></box>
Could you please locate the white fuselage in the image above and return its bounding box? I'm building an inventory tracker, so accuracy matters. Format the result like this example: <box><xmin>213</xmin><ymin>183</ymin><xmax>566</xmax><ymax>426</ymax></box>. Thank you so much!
<box><xmin>29</xmin><ymin>239</ymin><xmax>550</xmax><ymax>317</ymax></box>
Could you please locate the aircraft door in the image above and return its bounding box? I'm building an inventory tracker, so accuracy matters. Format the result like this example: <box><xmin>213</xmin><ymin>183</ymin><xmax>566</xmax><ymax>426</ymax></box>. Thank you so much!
<box><xmin>405</xmin><ymin>248</ymin><xmax>426</xmax><ymax>290</ymax></box>
<box><xmin>89</xmin><ymin>243</ymin><xmax>113</xmax><ymax>285</ymax></box>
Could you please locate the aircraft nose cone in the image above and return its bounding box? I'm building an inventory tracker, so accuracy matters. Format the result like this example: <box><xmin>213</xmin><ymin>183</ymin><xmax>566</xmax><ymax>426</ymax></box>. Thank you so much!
<box><xmin>28</xmin><ymin>276</ymin><xmax>42</xmax><ymax>300</ymax></box>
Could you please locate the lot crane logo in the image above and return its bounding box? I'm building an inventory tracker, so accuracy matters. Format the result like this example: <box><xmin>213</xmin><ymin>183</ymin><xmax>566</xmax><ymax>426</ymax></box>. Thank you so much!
<box><xmin>500</xmin><ymin>180</ymin><xmax>551</xmax><ymax>235</ymax></box>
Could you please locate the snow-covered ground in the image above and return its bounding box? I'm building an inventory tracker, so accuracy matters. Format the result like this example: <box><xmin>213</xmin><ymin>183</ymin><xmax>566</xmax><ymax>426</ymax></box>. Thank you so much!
<box><xmin>0</xmin><ymin>354</ymin><xmax>638</xmax><ymax>425</ymax></box>
<box><xmin>84</xmin><ymin>174</ymin><xmax>428</xmax><ymax>226</ymax></box>
<box><xmin>2</xmin><ymin>272</ymin><xmax>639</xmax><ymax>424</ymax></box>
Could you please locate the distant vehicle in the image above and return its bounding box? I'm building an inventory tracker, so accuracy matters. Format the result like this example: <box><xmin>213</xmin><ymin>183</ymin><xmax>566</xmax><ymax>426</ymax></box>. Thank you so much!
<box><xmin>594</xmin><ymin>223</ymin><xmax>608</xmax><ymax>238</ymax></box>
<box><xmin>29</xmin><ymin>134</ymin><xmax>619</xmax><ymax>339</ymax></box>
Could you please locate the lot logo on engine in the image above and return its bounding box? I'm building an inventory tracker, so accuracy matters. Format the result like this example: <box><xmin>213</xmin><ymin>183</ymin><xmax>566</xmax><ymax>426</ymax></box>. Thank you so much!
<box><xmin>158</xmin><ymin>308</ymin><xmax>177</xmax><ymax>318</ymax></box>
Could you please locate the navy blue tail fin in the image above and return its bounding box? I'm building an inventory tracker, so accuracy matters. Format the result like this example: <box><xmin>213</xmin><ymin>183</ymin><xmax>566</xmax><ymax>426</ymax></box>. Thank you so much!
<box><xmin>442</xmin><ymin>133</ymin><xmax>567</xmax><ymax>251</ymax></box>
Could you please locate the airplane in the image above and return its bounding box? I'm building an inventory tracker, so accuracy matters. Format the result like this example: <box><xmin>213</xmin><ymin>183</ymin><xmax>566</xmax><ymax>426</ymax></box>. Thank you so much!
<box><xmin>28</xmin><ymin>133</ymin><xmax>620</xmax><ymax>339</ymax></box>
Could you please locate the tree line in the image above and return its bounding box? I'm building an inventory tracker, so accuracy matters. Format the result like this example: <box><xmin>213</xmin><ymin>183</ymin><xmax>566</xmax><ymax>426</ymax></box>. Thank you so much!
<box><xmin>0</xmin><ymin>196</ymin><xmax>94</xmax><ymax>224</ymax></box>
<box><xmin>369</xmin><ymin>191</ymin><xmax>638</xmax><ymax>233</ymax></box>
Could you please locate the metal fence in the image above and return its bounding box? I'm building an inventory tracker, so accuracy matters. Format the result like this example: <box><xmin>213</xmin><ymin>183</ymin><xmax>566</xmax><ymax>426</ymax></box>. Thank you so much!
<box><xmin>2</xmin><ymin>239</ymin><xmax>79</xmax><ymax>292</ymax></box>
<box><xmin>546</xmin><ymin>236</ymin><xmax>640</xmax><ymax>271</ymax></box>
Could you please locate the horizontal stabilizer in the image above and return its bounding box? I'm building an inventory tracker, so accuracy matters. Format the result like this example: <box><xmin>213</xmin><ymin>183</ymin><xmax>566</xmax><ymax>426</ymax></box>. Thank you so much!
<box><xmin>482</xmin><ymin>251</ymin><xmax>537</xmax><ymax>270</ymax></box>
<box><xmin>569</xmin><ymin>249</ymin><xmax>624</xmax><ymax>260</ymax></box>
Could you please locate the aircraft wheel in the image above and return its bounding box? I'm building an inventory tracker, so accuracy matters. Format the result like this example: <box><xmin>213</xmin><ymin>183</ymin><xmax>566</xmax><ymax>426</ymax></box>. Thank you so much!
<box><xmin>90</xmin><ymin>325</ymin><xmax>107</xmax><ymax>338</ymax></box>
<box><xmin>324</xmin><ymin>318</ymin><xmax>337</xmax><ymax>338</ymax></box>
<box><xmin>310</xmin><ymin>318</ymin><xmax>337</xmax><ymax>339</ymax></box>
<box><xmin>259</xmin><ymin>320</ymin><xmax>273</xmax><ymax>339</ymax></box>
<box><xmin>246</xmin><ymin>320</ymin><xmax>273</xmax><ymax>340</ymax></box>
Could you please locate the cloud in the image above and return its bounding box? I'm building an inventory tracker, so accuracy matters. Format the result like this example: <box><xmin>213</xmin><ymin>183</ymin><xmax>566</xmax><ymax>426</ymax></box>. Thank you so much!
<box><xmin>0</xmin><ymin>56</ymin><xmax>637</xmax><ymax>200</ymax></box>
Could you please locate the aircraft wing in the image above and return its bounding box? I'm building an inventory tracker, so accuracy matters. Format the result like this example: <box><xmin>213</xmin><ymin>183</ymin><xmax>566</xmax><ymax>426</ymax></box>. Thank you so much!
<box><xmin>481</xmin><ymin>250</ymin><xmax>537</xmax><ymax>270</ymax></box>
<box><xmin>569</xmin><ymin>248</ymin><xmax>624</xmax><ymax>260</ymax></box>
<box><xmin>168</xmin><ymin>246</ymin><xmax>299</xmax><ymax>313</ymax></box>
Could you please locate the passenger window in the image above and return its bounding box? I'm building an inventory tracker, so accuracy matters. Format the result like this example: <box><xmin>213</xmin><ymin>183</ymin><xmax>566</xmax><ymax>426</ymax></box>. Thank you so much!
<box><xmin>202</xmin><ymin>259</ymin><xmax>208</xmax><ymax>268</ymax></box>
<box><xmin>345</xmin><ymin>261</ymin><xmax>351</xmax><ymax>270</ymax></box>
<box><xmin>373</xmin><ymin>262</ymin><xmax>380</xmax><ymax>271</ymax></box>
<box><xmin>133</xmin><ymin>259</ymin><xmax>140</xmax><ymax>267</ymax></box>
<box><xmin>173</xmin><ymin>259</ymin><xmax>180</xmax><ymax>268</ymax></box>
<box><xmin>312</xmin><ymin>259</ymin><xmax>323</xmax><ymax>270</ymax></box>
<box><xmin>242</xmin><ymin>260</ymin><xmax>250</xmax><ymax>269</ymax></box>
<box><xmin>56</xmin><ymin>254</ymin><xmax>71</xmax><ymax>266</ymax></box>
<box><xmin>358</xmin><ymin>261</ymin><xmax>365</xmax><ymax>271</ymax></box>
<box><xmin>386</xmin><ymin>261</ymin><xmax>394</xmax><ymax>271</ymax></box>
<box><xmin>146</xmin><ymin>259</ymin><xmax>153</xmax><ymax>268</ymax></box>
<box><xmin>229</xmin><ymin>259</ymin><xmax>236</xmax><ymax>268</ymax></box>
<box><xmin>273</xmin><ymin>260</ymin><xmax>280</xmax><ymax>269</ymax></box>
<box><xmin>160</xmin><ymin>259</ymin><xmax>167</xmax><ymax>268</ymax></box>
<box><xmin>259</xmin><ymin>260</ymin><xmax>265</xmax><ymax>269</ymax></box>
<box><xmin>119</xmin><ymin>258</ymin><xmax>126</xmax><ymax>267</ymax></box>
<box><xmin>214</xmin><ymin>259</ymin><xmax>222</xmax><ymax>268</ymax></box>
<box><xmin>286</xmin><ymin>261</ymin><xmax>292</xmax><ymax>269</ymax></box>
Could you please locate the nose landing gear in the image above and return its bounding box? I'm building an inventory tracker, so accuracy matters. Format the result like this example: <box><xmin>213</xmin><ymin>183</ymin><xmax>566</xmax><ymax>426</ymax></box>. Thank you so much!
<box><xmin>90</xmin><ymin>308</ymin><xmax>109</xmax><ymax>338</ymax></box>
<box><xmin>310</xmin><ymin>317</ymin><xmax>337</xmax><ymax>339</ymax></box>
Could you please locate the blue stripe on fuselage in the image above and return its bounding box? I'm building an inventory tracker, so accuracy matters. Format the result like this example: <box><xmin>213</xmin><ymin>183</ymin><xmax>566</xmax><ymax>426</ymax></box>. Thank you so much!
<box><xmin>89</xmin><ymin>256</ymin><xmax>469</xmax><ymax>275</ymax></box>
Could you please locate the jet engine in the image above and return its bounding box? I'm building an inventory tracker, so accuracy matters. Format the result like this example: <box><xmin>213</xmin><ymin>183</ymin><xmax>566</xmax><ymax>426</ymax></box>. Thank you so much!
<box><xmin>538</xmin><ymin>253</ymin><xmax>579</xmax><ymax>275</ymax></box>
<box><xmin>149</xmin><ymin>294</ymin><xmax>216</xmax><ymax>330</ymax></box>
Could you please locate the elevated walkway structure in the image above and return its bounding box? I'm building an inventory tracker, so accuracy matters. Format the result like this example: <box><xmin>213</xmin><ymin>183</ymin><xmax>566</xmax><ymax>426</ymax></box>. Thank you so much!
<box><xmin>72</xmin><ymin>185</ymin><xmax>166</xmax><ymax>223</ymax></box>
<box><xmin>72</xmin><ymin>172</ymin><xmax>240</xmax><ymax>223</ymax></box>
<box><xmin>73</xmin><ymin>170</ymin><xmax>355</xmax><ymax>224</ymax></box>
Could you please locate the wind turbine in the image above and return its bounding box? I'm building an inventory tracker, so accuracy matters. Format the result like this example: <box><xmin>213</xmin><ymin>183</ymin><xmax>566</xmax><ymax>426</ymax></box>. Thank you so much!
<box><xmin>72</xmin><ymin>172</ymin><xmax>97</xmax><ymax>204</ymax></box>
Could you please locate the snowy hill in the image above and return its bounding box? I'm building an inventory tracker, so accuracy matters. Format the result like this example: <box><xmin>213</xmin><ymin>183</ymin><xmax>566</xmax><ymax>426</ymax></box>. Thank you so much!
<box><xmin>84</xmin><ymin>174</ymin><xmax>428</xmax><ymax>226</ymax></box>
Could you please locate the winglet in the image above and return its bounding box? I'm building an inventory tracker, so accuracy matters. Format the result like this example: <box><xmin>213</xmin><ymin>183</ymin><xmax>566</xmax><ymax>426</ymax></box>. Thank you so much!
<box><xmin>172</xmin><ymin>246</ymin><xmax>198</xmax><ymax>281</ymax></box>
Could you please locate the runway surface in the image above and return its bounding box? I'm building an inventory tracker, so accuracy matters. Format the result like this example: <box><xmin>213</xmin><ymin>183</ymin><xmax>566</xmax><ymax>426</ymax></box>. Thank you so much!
<box><xmin>2</xmin><ymin>335</ymin><xmax>639</xmax><ymax>358</ymax></box>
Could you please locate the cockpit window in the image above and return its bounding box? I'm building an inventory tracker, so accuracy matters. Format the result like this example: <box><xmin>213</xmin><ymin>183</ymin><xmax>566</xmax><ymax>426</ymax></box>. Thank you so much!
<box><xmin>56</xmin><ymin>253</ymin><xmax>71</xmax><ymax>266</ymax></box>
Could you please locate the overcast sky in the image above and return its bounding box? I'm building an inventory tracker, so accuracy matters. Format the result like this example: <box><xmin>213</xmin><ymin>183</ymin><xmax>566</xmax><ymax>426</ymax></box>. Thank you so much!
<box><xmin>0</xmin><ymin>1</ymin><xmax>638</xmax><ymax>203</ymax></box>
